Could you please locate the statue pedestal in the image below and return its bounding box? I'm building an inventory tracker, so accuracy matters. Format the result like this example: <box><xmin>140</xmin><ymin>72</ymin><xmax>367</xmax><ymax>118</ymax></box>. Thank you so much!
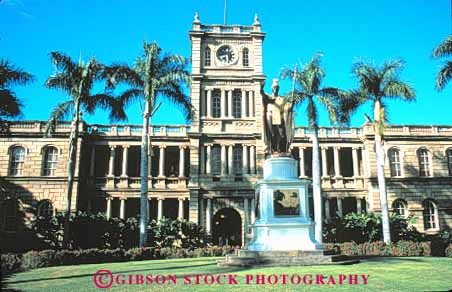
<box><xmin>218</xmin><ymin>156</ymin><xmax>359</xmax><ymax>267</ymax></box>
<box><xmin>247</xmin><ymin>156</ymin><xmax>322</xmax><ymax>251</ymax></box>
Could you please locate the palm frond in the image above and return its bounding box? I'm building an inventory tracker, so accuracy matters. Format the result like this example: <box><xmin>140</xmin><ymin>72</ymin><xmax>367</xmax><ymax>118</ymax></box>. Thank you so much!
<box><xmin>44</xmin><ymin>101</ymin><xmax>74</xmax><ymax>136</ymax></box>
<box><xmin>49</xmin><ymin>52</ymin><xmax>77</xmax><ymax>75</ymax></box>
<box><xmin>0</xmin><ymin>89</ymin><xmax>22</xmax><ymax>118</ymax></box>
<box><xmin>0</xmin><ymin>59</ymin><xmax>34</xmax><ymax>88</ymax></box>
<box><xmin>432</xmin><ymin>35</ymin><xmax>452</xmax><ymax>58</ymax></box>
<box><xmin>336</xmin><ymin>90</ymin><xmax>369</xmax><ymax>125</ymax></box>
<box><xmin>104</xmin><ymin>64</ymin><xmax>143</xmax><ymax>89</ymax></box>
<box><xmin>380</xmin><ymin>59</ymin><xmax>404</xmax><ymax>83</ymax></box>
<box><xmin>383</xmin><ymin>79</ymin><xmax>416</xmax><ymax>101</ymax></box>
<box><xmin>435</xmin><ymin>60</ymin><xmax>452</xmax><ymax>91</ymax></box>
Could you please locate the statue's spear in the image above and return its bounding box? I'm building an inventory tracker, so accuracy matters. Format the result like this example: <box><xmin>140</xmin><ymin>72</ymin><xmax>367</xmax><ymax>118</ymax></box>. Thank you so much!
<box><xmin>291</xmin><ymin>65</ymin><xmax>297</xmax><ymax>102</ymax></box>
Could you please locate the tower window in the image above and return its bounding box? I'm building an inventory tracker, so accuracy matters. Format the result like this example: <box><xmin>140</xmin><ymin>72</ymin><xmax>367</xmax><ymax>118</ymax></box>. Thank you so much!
<box><xmin>212</xmin><ymin>94</ymin><xmax>221</xmax><ymax>118</ymax></box>
<box><xmin>204</xmin><ymin>47</ymin><xmax>211</xmax><ymax>66</ymax></box>
<box><xmin>388</xmin><ymin>148</ymin><xmax>402</xmax><ymax>177</ymax></box>
<box><xmin>9</xmin><ymin>146</ymin><xmax>25</xmax><ymax>176</ymax></box>
<box><xmin>233</xmin><ymin>146</ymin><xmax>243</xmax><ymax>175</ymax></box>
<box><xmin>242</xmin><ymin>48</ymin><xmax>249</xmax><ymax>67</ymax></box>
<box><xmin>417</xmin><ymin>148</ymin><xmax>431</xmax><ymax>177</ymax></box>
<box><xmin>232</xmin><ymin>90</ymin><xmax>242</xmax><ymax>118</ymax></box>
<box><xmin>42</xmin><ymin>146</ymin><xmax>59</xmax><ymax>176</ymax></box>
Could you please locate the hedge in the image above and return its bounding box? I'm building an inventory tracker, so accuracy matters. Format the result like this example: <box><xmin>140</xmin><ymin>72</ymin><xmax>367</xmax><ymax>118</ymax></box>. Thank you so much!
<box><xmin>1</xmin><ymin>245</ymin><xmax>237</xmax><ymax>275</ymax></box>
<box><xmin>323</xmin><ymin>240</ymin><xmax>451</xmax><ymax>257</ymax></box>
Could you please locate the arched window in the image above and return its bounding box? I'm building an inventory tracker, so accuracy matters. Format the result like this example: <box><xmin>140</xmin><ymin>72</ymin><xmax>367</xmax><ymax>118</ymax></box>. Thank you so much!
<box><xmin>9</xmin><ymin>146</ymin><xmax>25</xmax><ymax>176</ymax></box>
<box><xmin>233</xmin><ymin>146</ymin><xmax>243</xmax><ymax>175</ymax></box>
<box><xmin>37</xmin><ymin>200</ymin><xmax>54</xmax><ymax>218</ymax></box>
<box><xmin>232</xmin><ymin>91</ymin><xmax>242</xmax><ymax>118</ymax></box>
<box><xmin>417</xmin><ymin>148</ymin><xmax>431</xmax><ymax>177</ymax></box>
<box><xmin>42</xmin><ymin>146</ymin><xmax>59</xmax><ymax>176</ymax></box>
<box><xmin>423</xmin><ymin>199</ymin><xmax>439</xmax><ymax>230</ymax></box>
<box><xmin>447</xmin><ymin>148</ymin><xmax>452</xmax><ymax>176</ymax></box>
<box><xmin>242</xmin><ymin>48</ymin><xmax>249</xmax><ymax>67</ymax></box>
<box><xmin>392</xmin><ymin>199</ymin><xmax>407</xmax><ymax>218</ymax></box>
<box><xmin>204</xmin><ymin>47</ymin><xmax>211</xmax><ymax>66</ymax></box>
<box><xmin>388</xmin><ymin>148</ymin><xmax>402</xmax><ymax>177</ymax></box>
<box><xmin>211</xmin><ymin>146</ymin><xmax>221</xmax><ymax>175</ymax></box>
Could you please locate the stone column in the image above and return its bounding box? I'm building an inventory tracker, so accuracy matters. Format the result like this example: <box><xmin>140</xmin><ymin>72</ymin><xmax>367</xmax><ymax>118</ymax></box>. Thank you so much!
<box><xmin>106</xmin><ymin>197</ymin><xmax>112</xmax><ymax>220</ymax></box>
<box><xmin>221</xmin><ymin>144</ymin><xmax>227</xmax><ymax>176</ymax></box>
<box><xmin>324</xmin><ymin>198</ymin><xmax>330</xmax><ymax>219</ymax></box>
<box><xmin>206</xmin><ymin>144</ymin><xmax>211</xmax><ymax>175</ymax></box>
<box><xmin>250</xmin><ymin>198</ymin><xmax>256</xmax><ymax>224</ymax></box>
<box><xmin>352</xmin><ymin>147</ymin><xmax>360</xmax><ymax>177</ymax></box>
<box><xmin>227</xmin><ymin>90</ymin><xmax>233</xmax><ymax>118</ymax></box>
<box><xmin>321</xmin><ymin>147</ymin><xmax>328</xmax><ymax>177</ymax></box>
<box><xmin>120</xmin><ymin>198</ymin><xmax>126</xmax><ymax>219</ymax></box>
<box><xmin>228</xmin><ymin>145</ymin><xmax>234</xmax><ymax>175</ymax></box>
<box><xmin>89</xmin><ymin>146</ymin><xmax>96</xmax><ymax>177</ymax></box>
<box><xmin>108</xmin><ymin>146</ymin><xmax>116</xmax><ymax>177</ymax></box>
<box><xmin>248</xmin><ymin>90</ymin><xmax>254</xmax><ymax>117</ymax></box>
<box><xmin>200</xmin><ymin>145</ymin><xmax>206</xmax><ymax>174</ymax></box>
<box><xmin>206</xmin><ymin>89</ymin><xmax>212</xmax><ymax>118</ymax></box>
<box><xmin>158</xmin><ymin>145</ymin><xmax>166</xmax><ymax>177</ymax></box>
<box><xmin>206</xmin><ymin>198</ymin><xmax>212</xmax><ymax>234</ymax></box>
<box><xmin>249</xmin><ymin>145</ymin><xmax>255</xmax><ymax>175</ymax></box>
<box><xmin>242</xmin><ymin>145</ymin><xmax>249</xmax><ymax>174</ymax></box>
<box><xmin>179</xmin><ymin>146</ymin><xmax>186</xmax><ymax>178</ymax></box>
<box><xmin>178</xmin><ymin>198</ymin><xmax>184</xmax><ymax>220</ymax></box>
<box><xmin>299</xmin><ymin>147</ymin><xmax>305</xmax><ymax>177</ymax></box>
<box><xmin>337</xmin><ymin>198</ymin><xmax>343</xmax><ymax>217</ymax></box>
<box><xmin>220</xmin><ymin>89</ymin><xmax>226</xmax><ymax>118</ymax></box>
<box><xmin>334</xmin><ymin>147</ymin><xmax>341</xmax><ymax>177</ymax></box>
<box><xmin>121</xmin><ymin>146</ymin><xmax>129</xmax><ymax>177</ymax></box>
<box><xmin>356</xmin><ymin>198</ymin><xmax>362</xmax><ymax>214</ymax></box>
<box><xmin>243</xmin><ymin>198</ymin><xmax>249</xmax><ymax>245</ymax></box>
<box><xmin>157</xmin><ymin>198</ymin><xmax>163</xmax><ymax>222</ymax></box>
<box><xmin>241</xmin><ymin>90</ymin><xmax>247</xmax><ymax>118</ymax></box>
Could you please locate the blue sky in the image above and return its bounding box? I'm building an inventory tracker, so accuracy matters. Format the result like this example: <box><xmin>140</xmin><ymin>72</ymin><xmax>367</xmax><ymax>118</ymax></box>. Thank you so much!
<box><xmin>1</xmin><ymin>0</ymin><xmax>451</xmax><ymax>126</ymax></box>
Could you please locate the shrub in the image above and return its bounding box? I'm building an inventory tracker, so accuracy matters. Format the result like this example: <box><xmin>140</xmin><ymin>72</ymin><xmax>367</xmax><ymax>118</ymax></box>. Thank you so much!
<box><xmin>445</xmin><ymin>244</ymin><xmax>452</xmax><ymax>258</ymax></box>
<box><xmin>1</xmin><ymin>253</ymin><xmax>23</xmax><ymax>275</ymax></box>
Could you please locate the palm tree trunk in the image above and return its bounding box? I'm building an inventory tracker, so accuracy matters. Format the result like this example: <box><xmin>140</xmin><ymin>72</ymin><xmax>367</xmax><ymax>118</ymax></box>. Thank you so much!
<box><xmin>139</xmin><ymin>100</ymin><xmax>150</xmax><ymax>247</ymax></box>
<box><xmin>311</xmin><ymin>125</ymin><xmax>323</xmax><ymax>244</ymax></box>
<box><xmin>62</xmin><ymin>99</ymin><xmax>80</xmax><ymax>248</ymax></box>
<box><xmin>374</xmin><ymin>99</ymin><xmax>391</xmax><ymax>243</ymax></box>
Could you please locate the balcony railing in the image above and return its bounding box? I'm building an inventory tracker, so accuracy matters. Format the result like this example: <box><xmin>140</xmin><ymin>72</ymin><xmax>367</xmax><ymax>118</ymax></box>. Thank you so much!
<box><xmin>87</xmin><ymin>125</ymin><xmax>190</xmax><ymax>137</ymax></box>
<box><xmin>94</xmin><ymin>176</ymin><xmax>188</xmax><ymax>189</ymax></box>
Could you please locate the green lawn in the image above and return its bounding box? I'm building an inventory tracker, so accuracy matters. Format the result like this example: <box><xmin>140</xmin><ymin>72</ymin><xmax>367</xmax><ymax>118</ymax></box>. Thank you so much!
<box><xmin>4</xmin><ymin>257</ymin><xmax>452</xmax><ymax>292</ymax></box>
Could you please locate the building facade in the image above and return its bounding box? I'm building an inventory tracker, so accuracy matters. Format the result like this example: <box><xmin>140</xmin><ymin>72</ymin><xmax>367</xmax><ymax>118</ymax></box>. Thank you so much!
<box><xmin>1</xmin><ymin>16</ymin><xmax>452</xmax><ymax>245</ymax></box>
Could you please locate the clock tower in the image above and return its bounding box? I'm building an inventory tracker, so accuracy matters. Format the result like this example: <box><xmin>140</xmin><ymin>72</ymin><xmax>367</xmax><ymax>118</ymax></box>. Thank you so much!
<box><xmin>187</xmin><ymin>13</ymin><xmax>267</xmax><ymax>242</ymax></box>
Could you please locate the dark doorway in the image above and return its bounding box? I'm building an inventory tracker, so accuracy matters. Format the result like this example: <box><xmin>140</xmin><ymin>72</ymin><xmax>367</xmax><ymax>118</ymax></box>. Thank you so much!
<box><xmin>212</xmin><ymin>208</ymin><xmax>242</xmax><ymax>246</ymax></box>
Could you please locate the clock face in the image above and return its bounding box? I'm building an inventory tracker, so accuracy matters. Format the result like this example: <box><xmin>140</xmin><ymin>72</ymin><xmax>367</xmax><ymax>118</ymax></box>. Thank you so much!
<box><xmin>216</xmin><ymin>45</ymin><xmax>236</xmax><ymax>65</ymax></box>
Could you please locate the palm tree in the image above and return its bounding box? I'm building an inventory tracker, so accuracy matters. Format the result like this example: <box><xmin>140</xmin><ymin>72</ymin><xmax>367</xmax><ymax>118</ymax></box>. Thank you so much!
<box><xmin>0</xmin><ymin>59</ymin><xmax>34</xmax><ymax>122</ymax></box>
<box><xmin>280</xmin><ymin>53</ymin><xmax>344</xmax><ymax>244</ymax></box>
<box><xmin>432</xmin><ymin>35</ymin><xmax>452</xmax><ymax>90</ymax></box>
<box><xmin>45</xmin><ymin>52</ymin><xmax>126</xmax><ymax>247</ymax></box>
<box><xmin>104</xmin><ymin>42</ymin><xmax>192</xmax><ymax>247</ymax></box>
<box><xmin>337</xmin><ymin>59</ymin><xmax>415</xmax><ymax>244</ymax></box>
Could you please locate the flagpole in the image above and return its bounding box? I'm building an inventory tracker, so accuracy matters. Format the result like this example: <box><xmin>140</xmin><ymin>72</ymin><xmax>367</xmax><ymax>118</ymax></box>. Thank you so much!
<box><xmin>224</xmin><ymin>0</ymin><xmax>227</xmax><ymax>25</ymax></box>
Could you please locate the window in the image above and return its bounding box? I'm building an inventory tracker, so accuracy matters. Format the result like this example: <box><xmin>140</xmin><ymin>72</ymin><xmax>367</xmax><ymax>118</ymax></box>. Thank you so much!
<box><xmin>42</xmin><ymin>146</ymin><xmax>58</xmax><ymax>176</ymax></box>
<box><xmin>232</xmin><ymin>91</ymin><xmax>242</xmax><ymax>118</ymax></box>
<box><xmin>233</xmin><ymin>146</ymin><xmax>243</xmax><ymax>175</ymax></box>
<box><xmin>37</xmin><ymin>200</ymin><xmax>54</xmax><ymax>218</ymax></box>
<box><xmin>242</xmin><ymin>48</ymin><xmax>249</xmax><ymax>67</ymax></box>
<box><xmin>9</xmin><ymin>146</ymin><xmax>25</xmax><ymax>176</ymax></box>
<box><xmin>211</xmin><ymin>146</ymin><xmax>221</xmax><ymax>175</ymax></box>
<box><xmin>417</xmin><ymin>149</ymin><xmax>431</xmax><ymax>177</ymax></box>
<box><xmin>212</xmin><ymin>94</ymin><xmax>221</xmax><ymax>118</ymax></box>
<box><xmin>204</xmin><ymin>47</ymin><xmax>211</xmax><ymax>66</ymax></box>
<box><xmin>447</xmin><ymin>148</ymin><xmax>452</xmax><ymax>176</ymax></box>
<box><xmin>423</xmin><ymin>200</ymin><xmax>438</xmax><ymax>230</ymax></box>
<box><xmin>393</xmin><ymin>199</ymin><xmax>407</xmax><ymax>218</ymax></box>
<box><xmin>388</xmin><ymin>148</ymin><xmax>402</xmax><ymax>177</ymax></box>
